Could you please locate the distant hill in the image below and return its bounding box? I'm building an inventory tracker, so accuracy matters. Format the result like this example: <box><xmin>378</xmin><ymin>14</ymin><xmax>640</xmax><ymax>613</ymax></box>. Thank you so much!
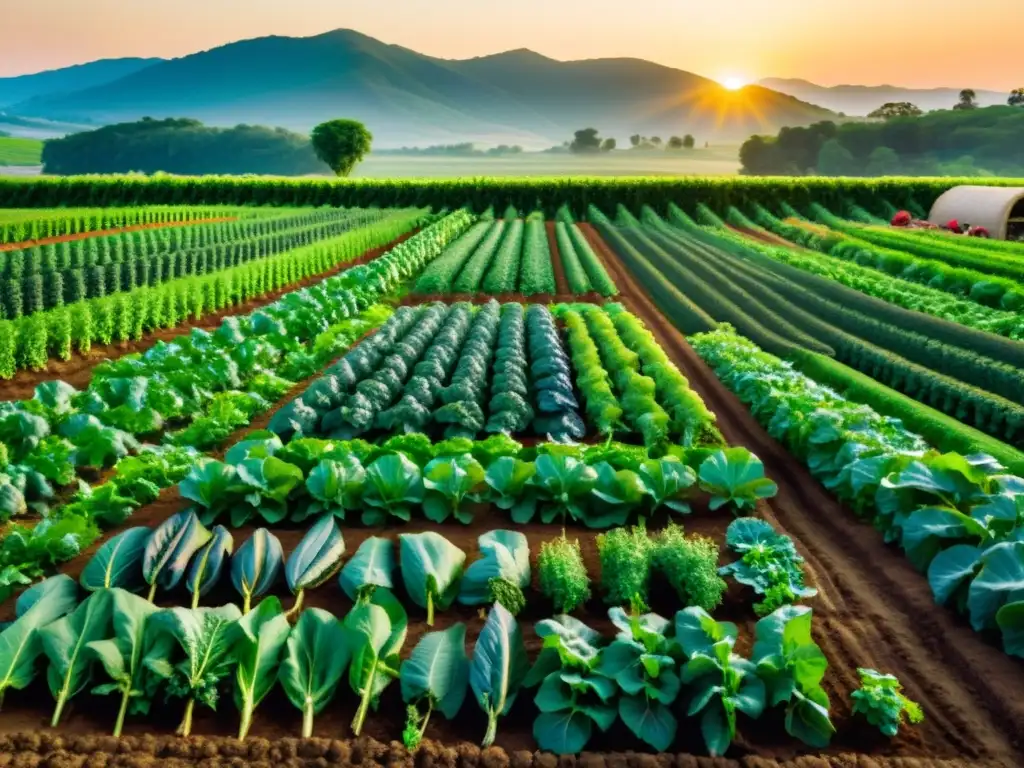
<box><xmin>0</xmin><ymin>58</ymin><xmax>162</xmax><ymax>108</ymax></box>
<box><xmin>758</xmin><ymin>77</ymin><xmax>1007</xmax><ymax>116</ymax></box>
<box><xmin>9</xmin><ymin>30</ymin><xmax>834</xmax><ymax>146</ymax></box>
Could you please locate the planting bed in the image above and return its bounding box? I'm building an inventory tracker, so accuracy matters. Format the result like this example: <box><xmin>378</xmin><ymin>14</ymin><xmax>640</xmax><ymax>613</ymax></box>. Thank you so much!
<box><xmin>1</xmin><ymin>187</ymin><xmax>1023</xmax><ymax>768</ymax></box>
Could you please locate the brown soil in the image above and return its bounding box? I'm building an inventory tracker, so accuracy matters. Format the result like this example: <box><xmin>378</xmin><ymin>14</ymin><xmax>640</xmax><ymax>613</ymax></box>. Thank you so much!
<box><xmin>545</xmin><ymin>221</ymin><xmax>571</xmax><ymax>296</ymax></box>
<box><xmin>1</xmin><ymin>225</ymin><xmax>1022</xmax><ymax>766</ymax></box>
<box><xmin>0</xmin><ymin>217</ymin><xmax>239</xmax><ymax>252</ymax></box>
<box><xmin>1</xmin><ymin>229</ymin><xmax>419</xmax><ymax>400</ymax></box>
<box><xmin>726</xmin><ymin>224</ymin><xmax>799</xmax><ymax>249</ymax></box>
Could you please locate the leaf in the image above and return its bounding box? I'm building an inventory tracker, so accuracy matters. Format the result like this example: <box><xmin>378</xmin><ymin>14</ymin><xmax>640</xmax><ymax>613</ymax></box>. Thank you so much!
<box><xmin>400</xmin><ymin>623</ymin><xmax>470</xmax><ymax>719</ymax></box>
<box><xmin>142</xmin><ymin>511</ymin><xmax>212</xmax><ymax>596</ymax></box>
<box><xmin>231</xmin><ymin>529</ymin><xmax>284</xmax><ymax>611</ymax></box>
<box><xmin>675</xmin><ymin>607</ymin><xmax>738</xmax><ymax>659</ymax></box>
<box><xmin>966</xmin><ymin>541</ymin><xmax>1024</xmax><ymax>632</ymax></box>
<box><xmin>996</xmin><ymin>601</ymin><xmax>1024</xmax><ymax>658</ymax></box>
<box><xmin>306</xmin><ymin>456</ymin><xmax>365</xmax><ymax>517</ymax></box>
<box><xmin>927</xmin><ymin>543</ymin><xmax>983</xmax><ymax>607</ymax></box>
<box><xmin>345</xmin><ymin>599</ymin><xmax>405</xmax><ymax>734</ymax></box>
<box><xmin>533</xmin><ymin>710</ymin><xmax>594</xmax><ymax>754</ymax></box>
<box><xmin>185</xmin><ymin>525</ymin><xmax>233</xmax><ymax>605</ymax></box>
<box><xmin>285</xmin><ymin>515</ymin><xmax>345</xmax><ymax>595</ymax></box>
<box><xmin>724</xmin><ymin>517</ymin><xmax>777</xmax><ymax>552</ymax></box>
<box><xmin>470</xmin><ymin>603</ymin><xmax>529</xmax><ymax>747</ymax></box>
<box><xmin>0</xmin><ymin>578</ymin><xmax>79</xmax><ymax>705</ymax></box>
<box><xmin>233</xmin><ymin>596</ymin><xmax>292</xmax><ymax>738</ymax></box>
<box><xmin>399</xmin><ymin>532</ymin><xmax>466</xmax><ymax>623</ymax></box>
<box><xmin>280</xmin><ymin>607</ymin><xmax>351</xmax><ymax>737</ymax></box>
<box><xmin>362</xmin><ymin>453</ymin><xmax>424</xmax><ymax>524</ymax></box>
<box><xmin>484</xmin><ymin>457</ymin><xmax>536</xmax><ymax>510</ymax></box>
<box><xmin>40</xmin><ymin>589</ymin><xmax>114</xmax><ymax>725</ymax></box>
<box><xmin>81</xmin><ymin>528</ymin><xmax>151</xmax><ymax>593</ymax></box>
<box><xmin>698</xmin><ymin>448</ymin><xmax>778</xmax><ymax>512</ymax></box>
<box><xmin>422</xmin><ymin>455</ymin><xmax>487</xmax><ymax>524</ymax></box>
<box><xmin>639</xmin><ymin>459</ymin><xmax>696</xmax><ymax>513</ymax></box>
<box><xmin>459</xmin><ymin>530</ymin><xmax>530</xmax><ymax>607</ymax></box>
<box><xmin>339</xmin><ymin>537</ymin><xmax>395</xmax><ymax>601</ymax></box>
<box><xmin>618</xmin><ymin>694</ymin><xmax>677</xmax><ymax>751</ymax></box>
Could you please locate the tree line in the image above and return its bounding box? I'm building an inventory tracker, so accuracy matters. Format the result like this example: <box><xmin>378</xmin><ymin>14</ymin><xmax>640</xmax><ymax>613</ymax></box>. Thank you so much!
<box><xmin>567</xmin><ymin>128</ymin><xmax>699</xmax><ymax>153</ymax></box>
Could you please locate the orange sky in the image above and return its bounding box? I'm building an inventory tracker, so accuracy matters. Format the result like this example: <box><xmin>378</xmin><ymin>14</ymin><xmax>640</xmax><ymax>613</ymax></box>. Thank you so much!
<box><xmin>2</xmin><ymin>0</ymin><xmax>1021</xmax><ymax>90</ymax></box>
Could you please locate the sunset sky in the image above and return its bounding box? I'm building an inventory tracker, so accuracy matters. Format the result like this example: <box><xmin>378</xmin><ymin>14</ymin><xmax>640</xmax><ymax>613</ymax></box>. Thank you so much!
<box><xmin>2</xmin><ymin>0</ymin><xmax>1020</xmax><ymax>90</ymax></box>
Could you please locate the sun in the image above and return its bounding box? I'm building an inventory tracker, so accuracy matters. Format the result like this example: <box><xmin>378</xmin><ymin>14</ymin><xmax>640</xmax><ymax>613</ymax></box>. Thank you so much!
<box><xmin>722</xmin><ymin>76</ymin><xmax>747</xmax><ymax>91</ymax></box>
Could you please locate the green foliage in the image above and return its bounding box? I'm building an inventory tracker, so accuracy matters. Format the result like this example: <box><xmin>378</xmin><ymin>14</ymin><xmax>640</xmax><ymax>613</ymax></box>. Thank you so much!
<box><xmin>399</xmin><ymin>532</ymin><xmax>466</xmax><ymax>625</ymax></box>
<box><xmin>470</xmin><ymin>604</ymin><xmax>529</xmax><ymax>747</ymax></box>
<box><xmin>597</xmin><ymin>525</ymin><xmax>653</xmax><ymax>606</ymax></box>
<box><xmin>280</xmin><ymin>606</ymin><xmax>350</xmax><ymax>737</ymax></box>
<box><xmin>850</xmin><ymin>668</ymin><xmax>924</xmax><ymax>737</ymax></box>
<box><xmin>651</xmin><ymin>524</ymin><xmax>726</xmax><ymax>612</ymax></box>
<box><xmin>537</xmin><ymin>535</ymin><xmax>591</xmax><ymax>614</ymax></box>
<box><xmin>310</xmin><ymin>119</ymin><xmax>373</xmax><ymax>177</ymax></box>
<box><xmin>400</xmin><ymin>623</ymin><xmax>470</xmax><ymax>748</ymax></box>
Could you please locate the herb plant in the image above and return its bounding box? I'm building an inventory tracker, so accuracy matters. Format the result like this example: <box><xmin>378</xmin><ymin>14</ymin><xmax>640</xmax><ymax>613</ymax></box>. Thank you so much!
<box><xmin>537</xmin><ymin>535</ymin><xmax>591</xmax><ymax>613</ymax></box>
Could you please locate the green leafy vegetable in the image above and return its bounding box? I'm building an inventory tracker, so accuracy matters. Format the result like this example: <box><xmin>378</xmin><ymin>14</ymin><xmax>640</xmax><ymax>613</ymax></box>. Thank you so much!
<box><xmin>400</xmin><ymin>623</ymin><xmax>470</xmax><ymax>749</ymax></box>
<box><xmin>537</xmin><ymin>536</ymin><xmax>591</xmax><ymax>614</ymax></box>
<box><xmin>471</xmin><ymin>603</ymin><xmax>529</xmax><ymax>747</ymax></box>
<box><xmin>231</xmin><ymin>528</ymin><xmax>284</xmax><ymax>613</ymax></box>
<box><xmin>597</xmin><ymin>525</ymin><xmax>653</xmax><ymax>606</ymax></box>
<box><xmin>423</xmin><ymin>455</ymin><xmax>487</xmax><ymax>524</ymax></box>
<box><xmin>186</xmin><ymin>526</ymin><xmax>233</xmax><ymax>609</ymax></box>
<box><xmin>362</xmin><ymin>453</ymin><xmax>425</xmax><ymax>525</ymax></box>
<box><xmin>142</xmin><ymin>511</ymin><xmax>212</xmax><ymax>602</ymax></box>
<box><xmin>399</xmin><ymin>532</ymin><xmax>466</xmax><ymax>625</ymax></box>
<box><xmin>698</xmin><ymin>448</ymin><xmax>778</xmax><ymax>512</ymax></box>
<box><xmin>80</xmin><ymin>527</ymin><xmax>150</xmax><ymax>593</ymax></box>
<box><xmin>280</xmin><ymin>607</ymin><xmax>350</xmax><ymax>737</ymax></box>
<box><xmin>339</xmin><ymin>536</ymin><xmax>395</xmax><ymax>601</ymax></box>
<box><xmin>345</xmin><ymin>594</ymin><xmax>407</xmax><ymax>736</ymax></box>
<box><xmin>303</xmin><ymin>456</ymin><xmax>365</xmax><ymax>522</ymax></box>
<box><xmin>652</xmin><ymin>524</ymin><xmax>726</xmax><ymax>612</ymax></box>
<box><xmin>459</xmin><ymin>530</ymin><xmax>530</xmax><ymax>615</ymax></box>
<box><xmin>285</xmin><ymin>515</ymin><xmax>345</xmax><ymax>616</ymax></box>
<box><xmin>850</xmin><ymin>668</ymin><xmax>924</xmax><ymax>737</ymax></box>
<box><xmin>233</xmin><ymin>596</ymin><xmax>292</xmax><ymax>739</ymax></box>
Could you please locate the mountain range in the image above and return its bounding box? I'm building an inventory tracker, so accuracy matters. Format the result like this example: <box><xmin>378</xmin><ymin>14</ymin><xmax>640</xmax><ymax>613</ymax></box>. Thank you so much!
<box><xmin>0</xmin><ymin>29</ymin><xmax>833</xmax><ymax>146</ymax></box>
<box><xmin>758</xmin><ymin>78</ymin><xmax>1008</xmax><ymax>116</ymax></box>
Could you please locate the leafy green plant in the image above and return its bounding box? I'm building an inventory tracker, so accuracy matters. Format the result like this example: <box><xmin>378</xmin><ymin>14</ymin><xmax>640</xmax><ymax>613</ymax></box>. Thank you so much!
<box><xmin>600</xmin><ymin>606</ymin><xmax>680</xmax><ymax>751</ymax></box>
<box><xmin>339</xmin><ymin>536</ymin><xmax>395</xmax><ymax>601</ymax></box>
<box><xmin>537</xmin><ymin>535</ymin><xmax>591</xmax><ymax>614</ymax></box>
<box><xmin>149</xmin><ymin>604</ymin><xmax>243</xmax><ymax>736</ymax></box>
<box><xmin>345</xmin><ymin>590</ymin><xmax>407</xmax><ymax>735</ymax></box>
<box><xmin>40</xmin><ymin>589</ymin><xmax>114</xmax><ymax>726</ymax></box>
<box><xmin>280</xmin><ymin>606</ymin><xmax>350</xmax><ymax>737</ymax></box>
<box><xmin>142</xmin><ymin>511</ymin><xmax>212</xmax><ymax>602</ymax></box>
<box><xmin>652</xmin><ymin>524</ymin><xmax>726</xmax><ymax>612</ymax></box>
<box><xmin>750</xmin><ymin>605</ymin><xmax>834</xmax><ymax>746</ymax></box>
<box><xmin>303</xmin><ymin>456</ymin><xmax>365</xmax><ymax>522</ymax></box>
<box><xmin>233</xmin><ymin>596</ymin><xmax>292</xmax><ymax>739</ymax></box>
<box><xmin>231</xmin><ymin>528</ymin><xmax>284</xmax><ymax>613</ymax></box>
<box><xmin>80</xmin><ymin>527</ymin><xmax>150</xmax><ymax>593</ymax></box>
<box><xmin>720</xmin><ymin>518</ymin><xmax>816</xmax><ymax>615</ymax></box>
<box><xmin>86</xmin><ymin>588</ymin><xmax>173</xmax><ymax>737</ymax></box>
<box><xmin>638</xmin><ymin>459</ymin><xmax>697</xmax><ymax>515</ymax></box>
<box><xmin>524</xmin><ymin>454</ymin><xmax>597</xmax><ymax>524</ymax></box>
<box><xmin>400</xmin><ymin>623</ymin><xmax>470</xmax><ymax>750</ymax></box>
<box><xmin>676</xmin><ymin>607</ymin><xmax>765</xmax><ymax>756</ymax></box>
<box><xmin>597</xmin><ymin>525</ymin><xmax>653</xmax><ymax>606</ymax></box>
<box><xmin>362</xmin><ymin>453</ymin><xmax>425</xmax><ymax>525</ymax></box>
<box><xmin>698</xmin><ymin>448</ymin><xmax>778</xmax><ymax>512</ymax></box>
<box><xmin>399</xmin><ymin>532</ymin><xmax>466</xmax><ymax>625</ymax></box>
<box><xmin>284</xmin><ymin>515</ymin><xmax>345</xmax><ymax>616</ymax></box>
<box><xmin>850</xmin><ymin>668</ymin><xmax>924</xmax><ymax>737</ymax></box>
<box><xmin>423</xmin><ymin>455</ymin><xmax>487</xmax><ymax>524</ymax></box>
<box><xmin>459</xmin><ymin>530</ymin><xmax>530</xmax><ymax>615</ymax></box>
<box><xmin>186</xmin><ymin>526</ymin><xmax>233</xmax><ymax>609</ymax></box>
<box><xmin>471</xmin><ymin>603</ymin><xmax>529</xmax><ymax>747</ymax></box>
<box><xmin>0</xmin><ymin>575</ymin><xmax>78</xmax><ymax>708</ymax></box>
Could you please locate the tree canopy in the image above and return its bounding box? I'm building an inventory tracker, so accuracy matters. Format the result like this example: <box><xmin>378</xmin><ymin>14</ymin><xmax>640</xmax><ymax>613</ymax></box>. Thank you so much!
<box><xmin>311</xmin><ymin>119</ymin><xmax>373</xmax><ymax>177</ymax></box>
<box><xmin>1010</xmin><ymin>88</ymin><xmax>1024</xmax><ymax>107</ymax></box>
<box><xmin>953</xmin><ymin>88</ymin><xmax>978</xmax><ymax>110</ymax></box>
<box><xmin>40</xmin><ymin>117</ymin><xmax>329</xmax><ymax>175</ymax></box>
<box><xmin>569</xmin><ymin>128</ymin><xmax>608</xmax><ymax>153</ymax></box>
<box><xmin>867</xmin><ymin>102</ymin><xmax>923</xmax><ymax>120</ymax></box>
<box><xmin>739</xmin><ymin>106</ymin><xmax>1024</xmax><ymax>177</ymax></box>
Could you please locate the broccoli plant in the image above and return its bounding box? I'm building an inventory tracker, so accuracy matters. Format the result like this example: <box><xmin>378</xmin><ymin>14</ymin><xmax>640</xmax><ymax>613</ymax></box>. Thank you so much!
<box><xmin>851</xmin><ymin>668</ymin><xmax>924</xmax><ymax>737</ymax></box>
<box><xmin>537</xmin><ymin>535</ymin><xmax>591</xmax><ymax>613</ymax></box>
<box><xmin>652</xmin><ymin>524</ymin><xmax>726</xmax><ymax>612</ymax></box>
<box><xmin>597</xmin><ymin>525</ymin><xmax>652</xmax><ymax>606</ymax></box>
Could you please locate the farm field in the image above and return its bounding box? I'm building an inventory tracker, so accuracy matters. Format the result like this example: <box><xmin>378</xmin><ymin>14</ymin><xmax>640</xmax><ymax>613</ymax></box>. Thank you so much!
<box><xmin>0</xmin><ymin>177</ymin><xmax>1023</xmax><ymax>768</ymax></box>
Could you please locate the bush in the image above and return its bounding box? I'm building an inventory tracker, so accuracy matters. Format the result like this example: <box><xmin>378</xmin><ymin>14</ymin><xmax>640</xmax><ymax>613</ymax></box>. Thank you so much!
<box><xmin>537</xmin><ymin>535</ymin><xmax>590</xmax><ymax>613</ymax></box>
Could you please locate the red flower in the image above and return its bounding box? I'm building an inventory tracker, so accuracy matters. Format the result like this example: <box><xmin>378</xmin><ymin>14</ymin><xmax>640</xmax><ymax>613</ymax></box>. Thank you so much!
<box><xmin>891</xmin><ymin>211</ymin><xmax>912</xmax><ymax>226</ymax></box>
<box><xmin>946</xmin><ymin>219</ymin><xmax>961</xmax><ymax>232</ymax></box>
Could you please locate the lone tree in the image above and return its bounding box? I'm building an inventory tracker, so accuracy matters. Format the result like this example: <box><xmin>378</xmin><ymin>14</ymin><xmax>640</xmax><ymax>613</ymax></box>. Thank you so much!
<box><xmin>868</xmin><ymin>102</ymin><xmax>923</xmax><ymax>120</ymax></box>
<box><xmin>601</xmin><ymin>137</ymin><xmax>617</xmax><ymax>152</ymax></box>
<box><xmin>683</xmin><ymin>134</ymin><xmax>696</xmax><ymax>149</ymax></box>
<box><xmin>311</xmin><ymin>119</ymin><xmax>373</xmax><ymax>176</ymax></box>
<box><xmin>953</xmin><ymin>89</ymin><xmax>978</xmax><ymax>110</ymax></box>
<box><xmin>667</xmin><ymin>136</ymin><xmax>684</xmax><ymax>149</ymax></box>
<box><xmin>1010</xmin><ymin>88</ymin><xmax>1024</xmax><ymax>107</ymax></box>
<box><xmin>569</xmin><ymin>128</ymin><xmax>603</xmax><ymax>153</ymax></box>
<box><xmin>629</xmin><ymin>134</ymin><xmax>642</xmax><ymax>147</ymax></box>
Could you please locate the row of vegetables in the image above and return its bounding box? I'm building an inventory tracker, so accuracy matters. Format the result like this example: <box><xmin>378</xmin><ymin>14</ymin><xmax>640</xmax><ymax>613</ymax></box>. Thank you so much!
<box><xmin>1</xmin><ymin>512</ymin><xmax>917</xmax><ymax>755</ymax></box>
<box><xmin>0</xmin><ymin>210</ymin><xmax>478</xmax><ymax>596</ymax></box>
<box><xmin>690</xmin><ymin>324</ymin><xmax>1024</xmax><ymax>657</ymax></box>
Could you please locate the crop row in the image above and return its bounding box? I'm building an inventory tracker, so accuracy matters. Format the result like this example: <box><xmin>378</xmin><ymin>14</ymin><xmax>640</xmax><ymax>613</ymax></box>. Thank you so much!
<box><xmin>0</xmin><ymin>212</ymin><xmax>476</xmax><ymax>591</ymax></box>
<box><xmin>753</xmin><ymin>204</ymin><xmax>1024</xmax><ymax>312</ymax></box>
<box><xmin>0</xmin><ymin>208</ymin><xmax>392</xmax><ymax>318</ymax></box>
<box><xmin>609</xmin><ymin>208</ymin><xmax>1024</xmax><ymax>448</ymax></box>
<box><xmin>690</xmin><ymin>324</ymin><xmax>1024</xmax><ymax>658</ymax></box>
<box><xmin>555</xmin><ymin>207</ymin><xmax>618</xmax><ymax>296</ymax></box>
<box><xmin>0</xmin><ymin>205</ymin><xmax>252</xmax><ymax>245</ymax></box>
<box><xmin>0</xmin><ymin>210</ymin><xmax>426</xmax><ymax>377</ymax></box>
<box><xmin>718</xmin><ymin>206</ymin><xmax>1024</xmax><ymax>341</ymax></box>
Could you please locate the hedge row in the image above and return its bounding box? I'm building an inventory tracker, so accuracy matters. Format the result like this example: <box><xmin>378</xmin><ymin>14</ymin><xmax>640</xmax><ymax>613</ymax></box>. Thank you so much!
<box><xmin>2</xmin><ymin>174</ymin><xmax>1024</xmax><ymax>216</ymax></box>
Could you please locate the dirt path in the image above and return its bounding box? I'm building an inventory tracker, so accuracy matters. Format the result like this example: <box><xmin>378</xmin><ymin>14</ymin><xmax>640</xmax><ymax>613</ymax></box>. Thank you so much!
<box><xmin>726</xmin><ymin>223</ymin><xmax>802</xmax><ymax>249</ymax></box>
<box><xmin>584</xmin><ymin>224</ymin><xmax>1024</xmax><ymax>767</ymax></box>
<box><xmin>545</xmin><ymin>221</ymin><xmax>571</xmax><ymax>295</ymax></box>
<box><xmin>0</xmin><ymin>217</ymin><xmax>240</xmax><ymax>252</ymax></box>
<box><xmin>2</xmin><ymin>229</ymin><xmax>419</xmax><ymax>400</ymax></box>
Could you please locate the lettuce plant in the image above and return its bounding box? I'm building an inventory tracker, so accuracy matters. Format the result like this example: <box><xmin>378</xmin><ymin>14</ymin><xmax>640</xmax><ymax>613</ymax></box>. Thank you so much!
<box><xmin>698</xmin><ymin>448</ymin><xmax>778</xmax><ymax>512</ymax></box>
<box><xmin>400</xmin><ymin>623</ymin><xmax>470</xmax><ymax>749</ymax></box>
<box><xmin>233</xmin><ymin>597</ymin><xmax>291</xmax><ymax>739</ymax></box>
<box><xmin>280</xmin><ymin>607</ymin><xmax>350</xmax><ymax>737</ymax></box>
<box><xmin>459</xmin><ymin>530</ymin><xmax>530</xmax><ymax>616</ymax></box>
<box><xmin>399</xmin><ymin>532</ymin><xmax>465</xmax><ymax>625</ymax></box>
<box><xmin>284</xmin><ymin>515</ymin><xmax>345</xmax><ymax>616</ymax></box>
<box><xmin>720</xmin><ymin>518</ymin><xmax>816</xmax><ymax>615</ymax></box>
<box><xmin>423</xmin><ymin>455</ymin><xmax>487</xmax><ymax>524</ymax></box>
<box><xmin>471</xmin><ymin>604</ymin><xmax>528</xmax><ymax>747</ymax></box>
<box><xmin>345</xmin><ymin>590</ymin><xmax>407</xmax><ymax>735</ymax></box>
<box><xmin>850</xmin><ymin>668</ymin><xmax>923</xmax><ymax>737</ymax></box>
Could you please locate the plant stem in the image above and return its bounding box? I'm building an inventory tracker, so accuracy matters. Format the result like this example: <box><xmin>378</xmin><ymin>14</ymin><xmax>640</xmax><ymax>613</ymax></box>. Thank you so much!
<box><xmin>243</xmin><ymin>593</ymin><xmax>252</xmax><ymax>614</ymax></box>
<box><xmin>285</xmin><ymin>589</ymin><xmax>305</xmax><ymax>621</ymax></box>
<box><xmin>302</xmin><ymin>699</ymin><xmax>314</xmax><ymax>738</ymax></box>
<box><xmin>113</xmin><ymin>688</ymin><xmax>131</xmax><ymax>738</ymax></box>
<box><xmin>426</xmin><ymin>592</ymin><xmax>434</xmax><ymax>626</ymax></box>
<box><xmin>50</xmin><ymin>693</ymin><xmax>67</xmax><ymax>727</ymax></box>
<box><xmin>177</xmin><ymin>698</ymin><xmax>195</xmax><ymax>737</ymax></box>
<box><xmin>190</xmin><ymin>587</ymin><xmax>201</xmax><ymax>610</ymax></box>
<box><xmin>146</xmin><ymin>581</ymin><xmax>158</xmax><ymax>603</ymax></box>
<box><xmin>417</xmin><ymin>701</ymin><xmax>433</xmax><ymax>743</ymax></box>
<box><xmin>351</xmin><ymin>664</ymin><xmax>378</xmax><ymax>736</ymax></box>
<box><xmin>482</xmin><ymin>711</ymin><xmax>498</xmax><ymax>748</ymax></box>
